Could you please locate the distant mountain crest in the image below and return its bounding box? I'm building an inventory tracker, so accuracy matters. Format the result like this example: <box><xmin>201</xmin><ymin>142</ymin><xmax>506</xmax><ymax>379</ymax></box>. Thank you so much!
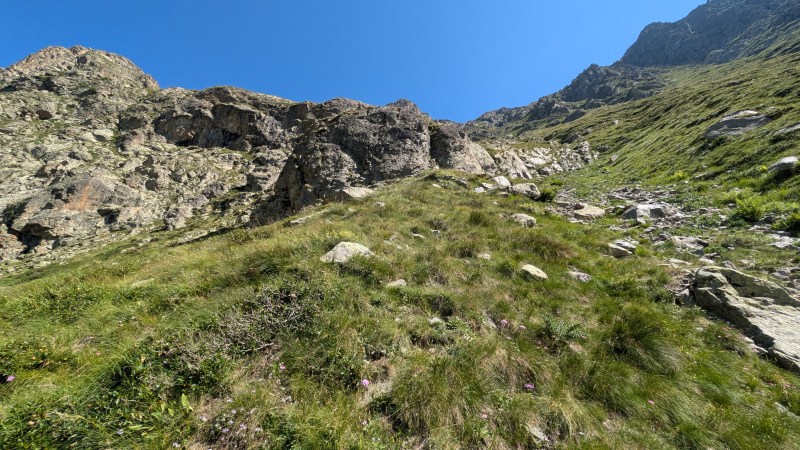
<box><xmin>621</xmin><ymin>0</ymin><xmax>800</xmax><ymax>66</ymax></box>
<box><xmin>466</xmin><ymin>0</ymin><xmax>800</xmax><ymax>138</ymax></box>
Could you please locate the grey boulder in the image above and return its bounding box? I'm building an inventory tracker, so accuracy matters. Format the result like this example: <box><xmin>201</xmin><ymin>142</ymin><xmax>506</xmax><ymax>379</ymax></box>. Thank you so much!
<box><xmin>321</xmin><ymin>242</ymin><xmax>374</xmax><ymax>264</ymax></box>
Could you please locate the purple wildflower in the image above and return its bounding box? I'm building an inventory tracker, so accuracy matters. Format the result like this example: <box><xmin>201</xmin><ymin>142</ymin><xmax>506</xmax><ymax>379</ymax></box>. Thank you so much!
<box><xmin>500</xmin><ymin>319</ymin><xmax>509</xmax><ymax>327</ymax></box>
<box><xmin>5</xmin><ymin>375</ymin><xmax>15</xmax><ymax>383</ymax></box>
<box><xmin>524</xmin><ymin>383</ymin><xmax>535</xmax><ymax>391</ymax></box>
<box><xmin>361</xmin><ymin>378</ymin><xmax>370</xmax><ymax>387</ymax></box>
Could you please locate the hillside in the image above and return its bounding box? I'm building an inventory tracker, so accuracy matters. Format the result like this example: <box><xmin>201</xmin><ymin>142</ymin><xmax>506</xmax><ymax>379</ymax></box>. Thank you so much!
<box><xmin>2</xmin><ymin>0</ymin><xmax>800</xmax><ymax>448</ymax></box>
<box><xmin>1</xmin><ymin>175</ymin><xmax>799</xmax><ymax>448</ymax></box>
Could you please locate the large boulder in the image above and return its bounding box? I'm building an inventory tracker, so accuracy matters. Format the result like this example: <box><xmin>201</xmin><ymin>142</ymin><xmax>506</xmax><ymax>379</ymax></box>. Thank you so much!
<box><xmin>691</xmin><ymin>267</ymin><xmax>800</xmax><ymax>372</ymax></box>
<box><xmin>430</xmin><ymin>122</ymin><xmax>496</xmax><ymax>174</ymax></box>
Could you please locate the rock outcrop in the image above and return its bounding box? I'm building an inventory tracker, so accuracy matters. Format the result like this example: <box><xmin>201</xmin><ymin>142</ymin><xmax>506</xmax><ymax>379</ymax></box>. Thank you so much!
<box><xmin>0</xmin><ymin>46</ymin><xmax>496</xmax><ymax>267</ymax></box>
<box><xmin>690</xmin><ymin>267</ymin><xmax>800</xmax><ymax>372</ymax></box>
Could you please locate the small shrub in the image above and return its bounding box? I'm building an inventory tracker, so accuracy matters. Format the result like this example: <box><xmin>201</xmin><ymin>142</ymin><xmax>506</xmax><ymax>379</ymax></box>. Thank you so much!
<box><xmin>537</xmin><ymin>316</ymin><xmax>584</xmax><ymax>353</ymax></box>
<box><xmin>779</xmin><ymin>211</ymin><xmax>800</xmax><ymax>236</ymax></box>
<box><xmin>734</xmin><ymin>196</ymin><xmax>765</xmax><ymax>223</ymax></box>
<box><xmin>537</xmin><ymin>188</ymin><xmax>558</xmax><ymax>203</ymax></box>
<box><xmin>468</xmin><ymin>211</ymin><xmax>495</xmax><ymax>227</ymax></box>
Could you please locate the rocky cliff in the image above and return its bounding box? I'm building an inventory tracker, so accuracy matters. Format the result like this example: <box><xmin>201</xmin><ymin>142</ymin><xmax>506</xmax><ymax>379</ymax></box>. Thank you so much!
<box><xmin>0</xmin><ymin>46</ymin><xmax>593</xmax><ymax>268</ymax></box>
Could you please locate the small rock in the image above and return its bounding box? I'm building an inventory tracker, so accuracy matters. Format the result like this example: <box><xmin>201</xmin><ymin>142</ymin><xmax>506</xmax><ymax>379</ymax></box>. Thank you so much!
<box><xmin>387</xmin><ymin>279</ymin><xmax>407</xmax><ymax>288</ymax></box>
<box><xmin>621</xmin><ymin>204</ymin><xmax>673</xmax><ymax>221</ymax></box>
<box><xmin>609</xmin><ymin>240</ymin><xmax>637</xmax><ymax>258</ymax></box>
<box><xmin>510</xmin><ymin>183</ymin><xmax>541</xmax><ymax>200</ymax></box>
<box><xmin>321</xmin><ymin>242</ymin><xmax>373</xmax><ymax>264</ymax></box>
<box><xmin>428</xmin><ymin>317</ymin><xmax>445</xmax><ymax>326</ymax></box>
<box><xmin>568</xmin><ymin>270</ymin><xmax>592</xmax><ymax>282</ymax></box>
<box><xmin>289</xmin><ymin>215</ymin><xmax>314</xmax><ymax>226</ymax></box>
<box><xmin>477</xmin><ymin>253</ymin><xmax>492</xmax><ymax>260</ymax></box>
<box><xmin>511</xmin><ymin>213</ymin><xmax>537</xmax><ymax>228</ymax></box>
<box><xmin>491</xmin><ymin>176</ymin><xmax>512</xmax><ymax>189</ymax></box>
<box><xmin>474</xmin><ymin>187</ymin><xmax>486</xmax><ymax>193</ymax></box>
<box><xmin>521</xmin><ymin>264</ymin><xmax>548</xmax><ymax>280</ymax></box>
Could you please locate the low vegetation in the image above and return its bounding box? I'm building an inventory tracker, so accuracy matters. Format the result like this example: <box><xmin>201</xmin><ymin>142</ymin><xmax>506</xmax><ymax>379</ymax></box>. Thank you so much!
<box><xmin>1</xmin><ymin>173</ymin><xmax>798</xmax><ymax>448</ymax></box>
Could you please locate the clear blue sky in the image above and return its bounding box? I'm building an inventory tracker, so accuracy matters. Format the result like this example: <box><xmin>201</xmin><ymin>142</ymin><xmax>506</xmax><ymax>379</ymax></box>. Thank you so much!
<box><xmin>1</xmin><ymin>0</ymin><xmax>704</xmax><ymax>122</ymax></box>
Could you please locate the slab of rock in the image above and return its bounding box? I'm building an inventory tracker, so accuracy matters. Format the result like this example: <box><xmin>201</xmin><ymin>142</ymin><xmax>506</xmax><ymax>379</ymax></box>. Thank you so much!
<box><xmin>609</xmin><ymin>240</ymin><xmax>637</xmax><ymax>258</ymax></box>
<box><xmin>321</xmin><ymin>242</ymin><xmax>373</xmax><ymax>264</ymax></box>
<box><xmin>511</xmin><ymin>213</ymin><xmax>537</xmax><ymax>228</ymax></box>
<box><xmin>704</xmin><ymin>111</ymin><xmax>771</xmax><ymax>140</ymax></box>
<box><xmin>510</xmin><ymin>183</ymin><xmax>541</xmax><ymax>200</ymax></box>
<box><xmin>775</xmin><ymin>124</ymin><xmax>800</xmax><ymax>137</ymax></box>
<box><xmin>521</xmin><ymin>264</ymin><xmax>548</xmax><ymax>281</ymax></box>
<box><xmin>573</xmin><ymin>204</ymin><xmax>606</xmax><ymax>220</ymax></box>
<box><xmin>691</xmin><ymin>267</ymin><xmax>800</xmax><ymax>372</ymax></box>
<box><xmin>769</xmin><ymin>156</ymin><xmax>798</xmax><ymax>174</ymax></box>
<box><xmin>331</xmin><ymin>186</ymin><xmax>375</xmax><ymax>202</ymax></box>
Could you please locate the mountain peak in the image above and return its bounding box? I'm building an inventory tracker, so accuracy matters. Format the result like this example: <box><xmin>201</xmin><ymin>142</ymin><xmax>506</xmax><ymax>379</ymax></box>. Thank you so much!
<box><xmin>3</xmin><ymin>45</ymin><xmax>158</xmax><ymax>90</ymax></box>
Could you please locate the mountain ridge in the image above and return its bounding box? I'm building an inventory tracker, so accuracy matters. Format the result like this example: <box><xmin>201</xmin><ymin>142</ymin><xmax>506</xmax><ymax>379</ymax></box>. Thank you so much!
<box><xmin>466</xmin><ymin>0</ymin><xmax>800</xmax><ymax>138</ymax></box>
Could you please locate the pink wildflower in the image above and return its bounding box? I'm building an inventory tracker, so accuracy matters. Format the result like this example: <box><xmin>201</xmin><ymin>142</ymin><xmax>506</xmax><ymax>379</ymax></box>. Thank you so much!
<box><xmin>361</xmin><ymin>379</ymin><xmax>370</xmax><ymax>387</ymax></box>
<box><xmin>5</xmin><ymin>375</ymin><xmax>15</xmax><ymax>383</ymax></box>
<box><xmin>500</xmin><ymin>319</ymin><xmax>509</xmax><ymax>327</ymax></box>
<box><xmin>524</xmin><ymin>383</ymin><xmax>535</xmax><ymax>391</ymax></box>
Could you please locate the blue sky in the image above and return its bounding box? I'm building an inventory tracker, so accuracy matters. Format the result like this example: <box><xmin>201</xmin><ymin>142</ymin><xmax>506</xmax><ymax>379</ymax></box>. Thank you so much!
<box><xmin>1</xmin><ymin>0</ymin><xmax>704</xmax><ymax>122</ymax></box>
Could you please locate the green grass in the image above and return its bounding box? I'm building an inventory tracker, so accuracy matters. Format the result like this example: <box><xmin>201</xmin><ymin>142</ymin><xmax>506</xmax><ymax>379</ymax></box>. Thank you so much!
<box><xmin>475</xmin><ymin>48</ymin><xmax>800</xmax><ymax>234</ymax></box>
<box><xmin>0</xmin><ymin>173</ymin><xmax>798</xmax><ymax>448</ymax></box>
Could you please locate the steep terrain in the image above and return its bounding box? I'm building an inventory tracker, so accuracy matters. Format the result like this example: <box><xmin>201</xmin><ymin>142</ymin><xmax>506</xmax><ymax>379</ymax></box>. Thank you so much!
<box><xmin>0</xmin><ymin>46</ymin><xmax>595</xmax><ymax>273</ymax></box>
<box><xmin>3</xmin><ymin>0</ymin><xmax>800</xmax><ymax>448</ymax></box>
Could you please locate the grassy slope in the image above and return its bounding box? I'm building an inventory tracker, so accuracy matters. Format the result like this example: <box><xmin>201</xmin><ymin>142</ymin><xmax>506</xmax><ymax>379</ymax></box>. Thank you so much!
<box><xmin>490</xmin><ymin>47</ymin><xmax>800</xmax><ymax>228</ymax></box>
<box><xmin>1</xmin><ymin>173</ymin><xmax>799</xmax><ymax>449</ymax></box>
